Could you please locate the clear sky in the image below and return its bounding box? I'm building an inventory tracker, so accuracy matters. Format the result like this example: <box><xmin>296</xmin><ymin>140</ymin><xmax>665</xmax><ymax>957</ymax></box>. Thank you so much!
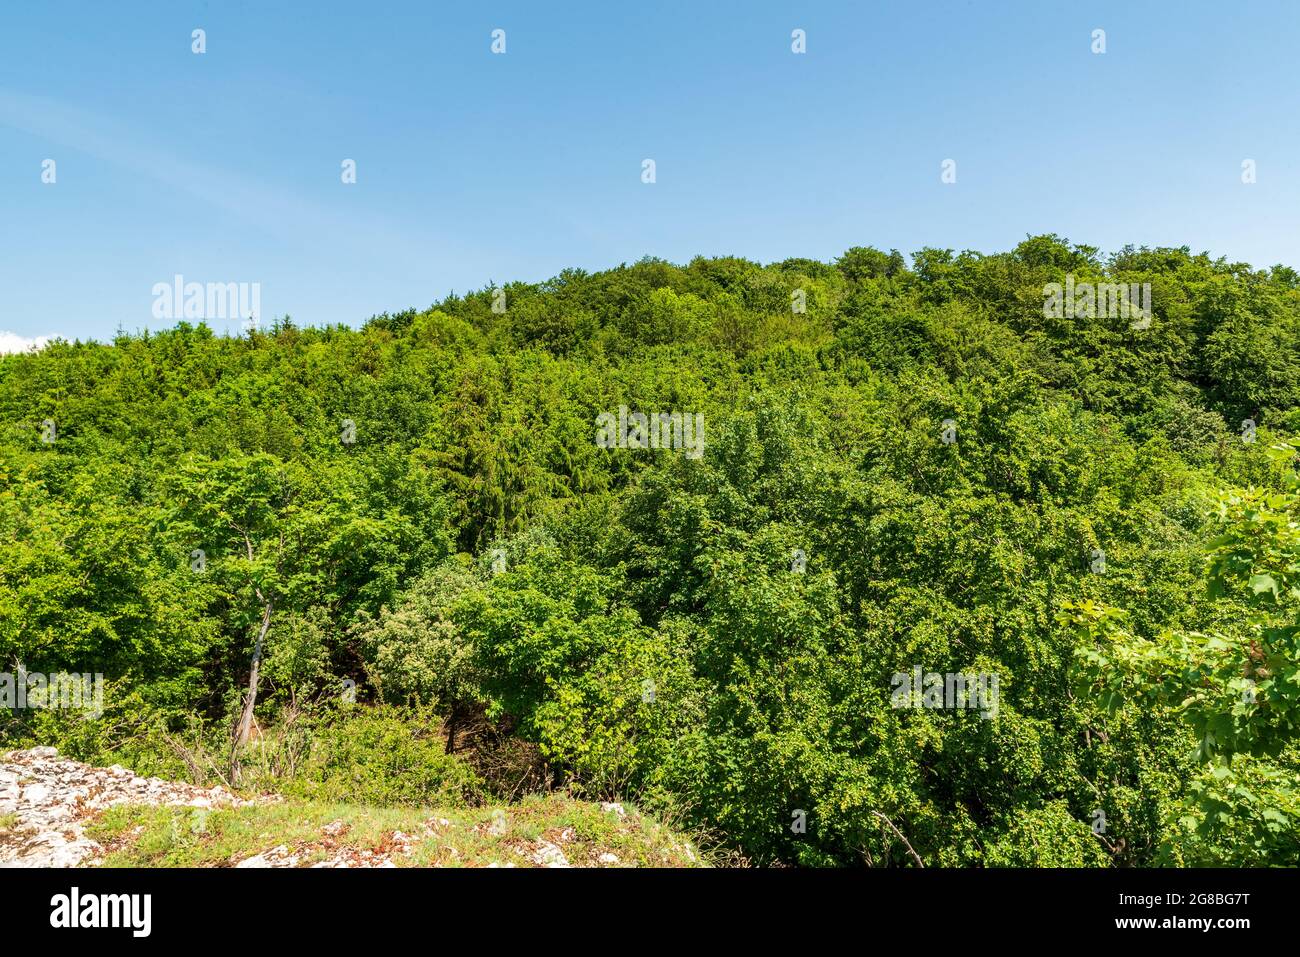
<box><xmin>3</xmin><ymin>0</ymin><xmax>1299</xmax><ymax>345</ymax></box>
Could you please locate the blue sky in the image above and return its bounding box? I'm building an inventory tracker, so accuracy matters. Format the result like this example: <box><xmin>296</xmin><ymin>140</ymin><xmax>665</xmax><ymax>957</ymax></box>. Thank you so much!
<box><xmin>3</xmin><ymin>0</ymin><xmax>1299</xmax><ymax>344</ymax></box>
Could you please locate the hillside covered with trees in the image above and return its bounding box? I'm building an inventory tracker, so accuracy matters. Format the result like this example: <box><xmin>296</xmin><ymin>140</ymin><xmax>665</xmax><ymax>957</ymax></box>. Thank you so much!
<box><xmin>3</xmin><ymin>235</ymin><xmax>1299</xmax><ymax>866</ymax></box>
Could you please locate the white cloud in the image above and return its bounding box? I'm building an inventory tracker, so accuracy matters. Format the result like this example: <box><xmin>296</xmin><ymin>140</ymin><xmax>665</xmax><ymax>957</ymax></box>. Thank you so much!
<box><xmin>0</xmin><ymin>332</ymin><xmax>53</xmax><ymax>355</ymax></box>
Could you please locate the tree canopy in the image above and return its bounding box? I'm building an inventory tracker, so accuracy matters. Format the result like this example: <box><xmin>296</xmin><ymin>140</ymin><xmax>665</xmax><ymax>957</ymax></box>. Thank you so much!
<box><xmin>3</xmin><ymin>236</ymin><xmax>1298</xmax><ymax>865</ymax></box>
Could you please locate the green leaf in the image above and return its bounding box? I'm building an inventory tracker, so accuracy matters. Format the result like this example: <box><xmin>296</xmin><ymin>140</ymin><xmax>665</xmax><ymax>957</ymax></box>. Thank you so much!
<box><xmin>1249</xmin><ymin>574</ymin><xmax>1279</xmax><ymax>598</ymax></box>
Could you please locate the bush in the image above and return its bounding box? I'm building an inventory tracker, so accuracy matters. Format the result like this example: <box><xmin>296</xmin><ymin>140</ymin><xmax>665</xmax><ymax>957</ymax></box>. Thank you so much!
<box><xmin>281</xmin><ymin>708</ymin><xmax>484</xmax><ymax>808</ymax></box>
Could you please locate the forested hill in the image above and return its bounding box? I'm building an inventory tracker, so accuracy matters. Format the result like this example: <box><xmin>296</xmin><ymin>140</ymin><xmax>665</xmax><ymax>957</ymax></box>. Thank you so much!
<box><xmin>3</xmin><ymin>235</ymin><xmax>1299</xmax><ymax>866</ymax></box>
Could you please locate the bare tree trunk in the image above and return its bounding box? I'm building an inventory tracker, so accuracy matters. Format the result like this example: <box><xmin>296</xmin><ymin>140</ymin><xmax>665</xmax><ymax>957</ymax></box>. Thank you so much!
<box><xmin>444</xmin><ymin>703</ymin><xmax>459</xmax><ymax>754</ymax></box>
<box><xmin>871</xmin><ymin>811</ymin><xmax>925</xmax><ymax>868</ymax></box>
<box><xmin>231</xmin><ymin>600</ymin><xmax>273</xmax><ymax>780</ymax></box>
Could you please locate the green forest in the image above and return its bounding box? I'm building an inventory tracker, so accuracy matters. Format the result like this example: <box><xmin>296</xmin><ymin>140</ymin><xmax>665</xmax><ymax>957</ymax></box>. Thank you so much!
<box><xmin>3</xmin><ymin>234</ymin><xmax>1299</xmax><ymax>866</ymax></box>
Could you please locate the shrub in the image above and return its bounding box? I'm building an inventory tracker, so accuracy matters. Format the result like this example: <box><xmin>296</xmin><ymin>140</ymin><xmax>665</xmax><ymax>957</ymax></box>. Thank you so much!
<box><xmin>282</xmin><ymin>708</ymin><xmax>484</xmax><ymax>808</ymax></box>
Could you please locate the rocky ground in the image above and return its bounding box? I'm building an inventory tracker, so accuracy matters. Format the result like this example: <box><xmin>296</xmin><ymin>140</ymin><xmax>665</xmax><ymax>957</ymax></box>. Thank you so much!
<box><xmin>1</xmin><ymin>747</ymin><xmax>703</xmax><ymax>868</ymax></box>
<box><xmin>0</xmin><ymin>746</ymin><xmax>258</xmax><ymax>867</ymax></box>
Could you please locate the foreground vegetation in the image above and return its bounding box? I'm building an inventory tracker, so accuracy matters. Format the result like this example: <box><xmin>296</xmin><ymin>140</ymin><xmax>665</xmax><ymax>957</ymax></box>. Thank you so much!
<box><xmin>3</xmin><ymin>235</ymin><xmax>1300</xmax><ymax>865</ymax></box>
<box><xmin>88</xmin><ymin>792</ymin><xmax>701</xmax><ymax>868</ymax></box>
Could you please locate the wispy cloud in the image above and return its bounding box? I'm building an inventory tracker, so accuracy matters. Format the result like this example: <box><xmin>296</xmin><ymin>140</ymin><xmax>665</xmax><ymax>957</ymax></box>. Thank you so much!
<box><xmin>0</xmin><ymin>88</ymin><xmax>346</xmax><ymax>239</ymax></box>
<box><xmin>0</xmin><ymin>87</ymin><xmax>490</xmax><ymax>304</ymax></box>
